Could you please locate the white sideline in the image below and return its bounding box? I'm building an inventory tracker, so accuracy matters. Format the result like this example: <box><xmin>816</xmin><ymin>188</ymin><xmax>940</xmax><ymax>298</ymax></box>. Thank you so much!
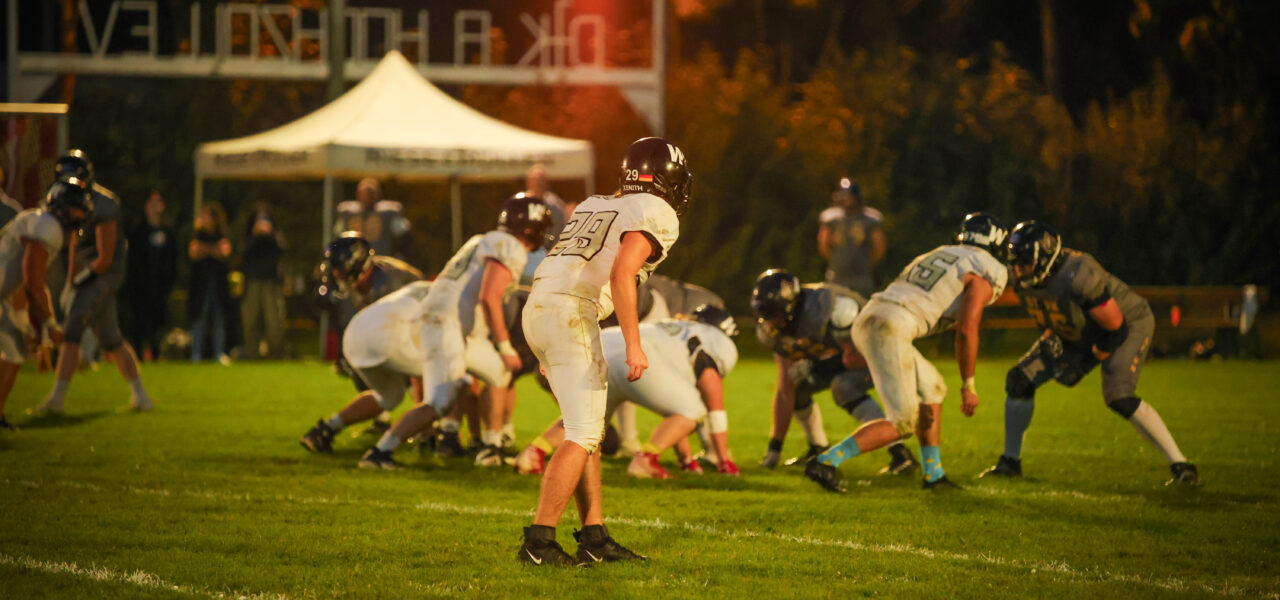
<box><xmin>0</xmin><ymin>552</ymin><xmax>290</xmax><ymax>600</ymax></box>
<box><xmin>5</xmin><ymin>478</ymin><xmax>1277</xmax><ymax>599</ymax></box>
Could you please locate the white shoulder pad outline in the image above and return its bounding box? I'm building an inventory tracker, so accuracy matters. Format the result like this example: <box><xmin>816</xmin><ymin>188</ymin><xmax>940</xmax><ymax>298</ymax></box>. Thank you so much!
<box><xmin>830</xmin><ymin>296</ymin><xmax>860</xmax><ymax>329</ymax></box>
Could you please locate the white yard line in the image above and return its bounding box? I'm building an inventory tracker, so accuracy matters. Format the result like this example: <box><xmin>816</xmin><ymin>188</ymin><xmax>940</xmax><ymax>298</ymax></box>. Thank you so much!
<box><xmin>0</xmin><ymin>552</ymin><xmax>291</xmax><ymax>600</ymax></box>
<box><xmin>5</xmin><ymin>478</ymin><xmax>1277</xmax><ymax>599</ymax></box>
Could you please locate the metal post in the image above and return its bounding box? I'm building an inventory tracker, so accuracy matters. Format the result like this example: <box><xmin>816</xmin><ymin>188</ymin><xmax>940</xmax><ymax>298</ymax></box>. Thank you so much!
<box><xmin>6</xmin><ymin>0</ymin><xmax>16</xmax><ymax>102</ymax></box>
<box><xmin>193</xmin><ymin>171</ymin><xmax>203</xmax><ymax>215</ymax></box>
<box><xmin>450</xmin><ymin>175</ymin><xmax>462</xmax><ymax>250</ymax></box>
<box><xmin>327</xmin><ymin>0</ymin><xmax>346</xmax><ymax>101</ymax></box>
<box><xmin>320</xmin><ymin>171</ymin><xmax>335</xmax><ymax>353</ymax></box>
<box><xmin>652</xmin><ymin>0</ymin><xmax>666</xmax><ymax>136</ymax></box>
<box><xmin>56</xmin><ymin>112</ymin><xmax>67</xmax><ymax>155</ymax></box>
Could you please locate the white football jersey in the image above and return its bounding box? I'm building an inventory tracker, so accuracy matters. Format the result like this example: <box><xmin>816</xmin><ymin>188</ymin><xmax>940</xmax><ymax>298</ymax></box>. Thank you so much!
<box><xmin>531</xmin><ymin>192</ymin><xmax>679</xmax><ymax>319</ymax></box>
<box><xmin>424</xmin><ymin>230</ymin><xmax>528</xmax><ymax>335</ymax></box>
<box><xmin>602</xmin><ymin>320</ymin><xmax>738</xmax><ymax>386</ymax></box>
<box><xmin>872</xmin><ymin>244</ymin><xmax>1008</xmax><ymax>336</ymax></box>
<box><xmin>0</xmin><ymin>209</ymin><xmax>63</xmax><ymax>298</ymax></box>
<box><xmin>343</xmin><ymin>281</ymin><xmax>433</xmax><ymax>371</ymax></box>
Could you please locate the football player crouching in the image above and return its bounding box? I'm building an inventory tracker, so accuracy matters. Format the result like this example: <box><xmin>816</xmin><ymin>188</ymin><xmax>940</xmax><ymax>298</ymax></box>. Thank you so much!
<box><xmin>980</xmin><ymin>221</ymin><xmax>1199</xmax><ymax>486</ymax></box>
<box><xmin>514</xmin><ymin>304</ymin><xmax>741</xmax><ymax>478</ymax></box>
<box><xmin>355</xmin><ymin>194</ymin><xmax>551</xmax><ymax>470</ymax></box>
<box><xmin>0</xmin><ymin>180</ymin><xmax>93</xmax><ymax>428</ymax></box>
<box><xmin>751</xmin><ymin>269</ymin><xmax>919</xmax><ymax>474</ymax></box>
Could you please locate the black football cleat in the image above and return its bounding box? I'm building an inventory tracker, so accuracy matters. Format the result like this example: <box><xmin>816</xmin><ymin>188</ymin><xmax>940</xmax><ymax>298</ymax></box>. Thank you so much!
<box><xmin>978</xmin><ymin>455</ymin><xmax>1022</xmax><ymax>478</ymax></box>
<box><xmin>435</xmin><ymin>431</ymin><xmax>468</xmax><ymax>457</ymax></box>
<box><xmin>922</xmin><ymin>475</ymin><xmax>963</xmax><ymax>490</ymax></box>
<box><xmin>0</xmin><ymin>415</ymin><xmax>14</xmax><ymax>431</ymax></box>
<box><xmin>879</xmin><ymin>443</ymin><xmax>919</xmax><ymax>475</ymax></box>
<box><xmin>784</xmin><ymin>444</ymin><xmax>828</xmax><ymax>467</ymax></box>
<box><xmin>1167</xmin><ymin>462</ymin><xmax>1201</xmax><ymax>486</ymax></box>
<box><xmin>300</xmin><ymin>420</ymin><xmax>336</xmax><ymax>453</ymax></box>
<box><xmin>518</xmin><ymin>526</ymin><xmax>580</xmax><ymax>566</ymax></box>
<box><xmin>804</xmin><ymin>457</ymin><xmax>846</xmax><ymax>494</ymax></box>
<box><xmin>574</xmin><ymin>525</ymin><xmax>645</xmax><ymax>563</ymax></box>
<box><xmin>358</xmin><ymin>420</ymin><xmax>390</xmax><ymax>437</ymax></box>
<box><xmin>358</xmin><ymin>448</ymin><xmax>401</xmax><ymax>470</ymax></box>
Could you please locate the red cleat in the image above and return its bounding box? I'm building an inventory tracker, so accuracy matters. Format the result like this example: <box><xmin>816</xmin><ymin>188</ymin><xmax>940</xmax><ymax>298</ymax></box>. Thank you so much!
<box><xmin>627</xmin><ymin>452</ymin><xmax>672</xmax><ymax>479</ymax></box>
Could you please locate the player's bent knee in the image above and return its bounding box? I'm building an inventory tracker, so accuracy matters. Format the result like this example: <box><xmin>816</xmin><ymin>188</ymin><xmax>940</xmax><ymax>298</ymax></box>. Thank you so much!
<box><xmin>1106</xmin><ymin>396</ymin><xmax>1142</xmax><ymax>419</ymax></box>
<box><xmin>833</xmin><ymin>391</ymin><xmax>872</xmax><ymax>413</ymax></box>
<box><xmin>563</xmin><ymin>423</ymin><xmax>604</xmax><ymax>454</ymax></box>
<box><xmin>1006</xmin><ymin>368</ymin><xmax>1037</xmax><ymax>400</ymax></box>
<box><xmin>891</xmin><ymin>416</ymin><xmax>915</xmax><ymax>437</ymax></box>
<box><xmin>374</xmin><ymin>391</ymin><xmax>403</xmax><ymax>412</ymax></box>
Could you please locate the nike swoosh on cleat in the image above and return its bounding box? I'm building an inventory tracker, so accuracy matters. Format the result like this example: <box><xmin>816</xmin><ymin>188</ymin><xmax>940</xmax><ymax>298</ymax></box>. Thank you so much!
<box><xmin>583</xmin><ymin>549</ymin><xmax>602</xmax><ymax>562</ymax></box>
<box><xmin>524</xmin><ymin>549</ymin><xmax>543</xmax><ymax>565</ymax></box>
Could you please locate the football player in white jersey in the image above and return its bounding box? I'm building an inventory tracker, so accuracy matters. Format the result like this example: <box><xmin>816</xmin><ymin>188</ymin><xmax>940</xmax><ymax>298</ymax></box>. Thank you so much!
<box><xmin>299</xmin><ymin>280</ymin><xmax>431</xmax><ymax>453</ymax></box>
<box><xmin>0</xmin><ymin>180</ymin><xmax>93</xmax><ymax>428</ymax></box>
<box><xmin>514</xmin><ymin>305</ymin><xmax>741</xmax><ymax>479</ymax></box>
<box><xmin>805</xmin><ymin>213</ymin><xmax>1009</xmax><ymax>492</ymax></box>
<box><xmin>517</xmin><ymin>137</ymin><xmax>687</xmax><ymax>566</ymax></box>
<box><xmin>355</xmin><ymin>195</ymin><xmax>552</xmax><ymax>469</ymax></box>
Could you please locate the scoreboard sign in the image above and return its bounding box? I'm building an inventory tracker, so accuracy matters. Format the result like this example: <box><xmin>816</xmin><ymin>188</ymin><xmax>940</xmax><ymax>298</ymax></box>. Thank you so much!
<box><xmin>5</xmin><ymin>0</ymin><xmax>666</xmax><ymax>131</ymax></box>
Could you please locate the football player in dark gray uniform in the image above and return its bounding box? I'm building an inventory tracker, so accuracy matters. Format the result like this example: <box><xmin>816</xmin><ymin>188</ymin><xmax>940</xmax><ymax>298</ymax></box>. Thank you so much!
<box><xmin>34</xmin><ymin>150</ymin><xmax>154</xmax><ymax>414</ymax></box>
<box><xmin>310</xmin><ymin>234</ymin><xmax>423</xmax><ymax>440</ymax></box>
<box><xmin>980</xmin><ymin>221</ymin><xmax>1199</xmax><ymax>485</ymax></box>
<box><xmin>751</xmin><ymin>269</ymin><xmax>918</xmax><ymax>474</ymax></box>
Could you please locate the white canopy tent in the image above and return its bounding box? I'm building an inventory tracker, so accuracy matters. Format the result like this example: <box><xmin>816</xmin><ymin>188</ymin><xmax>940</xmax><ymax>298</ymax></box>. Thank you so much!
<box><xmin>193</xmin><ymin>50</ymin><xmax>595</xmax><ymax>250</ymax></box>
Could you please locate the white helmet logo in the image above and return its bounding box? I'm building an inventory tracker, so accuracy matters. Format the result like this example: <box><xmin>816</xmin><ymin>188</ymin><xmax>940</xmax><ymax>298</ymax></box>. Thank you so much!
<box><xmin>667</xmin><ymin>143</ymin><xmax>685</xmax><ymax>165</ymax></box>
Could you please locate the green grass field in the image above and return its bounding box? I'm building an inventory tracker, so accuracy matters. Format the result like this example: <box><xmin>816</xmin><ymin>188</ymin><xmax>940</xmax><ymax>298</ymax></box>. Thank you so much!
<box><xmin>2</xmin><ymin>358</ymin><xmax>1278</xmax><ymax>599</ymax></box>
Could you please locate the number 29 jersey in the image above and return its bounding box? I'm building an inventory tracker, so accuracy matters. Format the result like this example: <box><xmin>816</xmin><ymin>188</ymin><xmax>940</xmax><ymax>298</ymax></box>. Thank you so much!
<box><xmin>872</xmin><ymin>244</ymin><xmax>1008</xmax><ymax>336</ymax></box>
<box><xmin>531</xmin><ymin>192</ymin><xmax>679</xmax><ymax>319</ymax></box>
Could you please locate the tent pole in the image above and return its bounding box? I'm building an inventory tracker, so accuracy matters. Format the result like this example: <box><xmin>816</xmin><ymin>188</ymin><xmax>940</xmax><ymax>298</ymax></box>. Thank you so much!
<box><xmin>320</xmin><ymin>172</ymin><xmax>335</xmax><ymax>356</ymax></box>
<box><xmin>450</xmin><ymin>175</ymin><xmax>462</xmax><ymax>250</ymax></box>
<box><xmin>193</xmin><ymin>170</ymin><xmax>203</xmax><ymax>216</ymax></box>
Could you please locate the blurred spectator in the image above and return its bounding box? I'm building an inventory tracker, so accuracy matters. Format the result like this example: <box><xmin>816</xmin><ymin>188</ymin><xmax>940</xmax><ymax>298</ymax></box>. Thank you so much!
<box><xmin>241</xmin><ymin>204</ymin><xmax>286</xmax><ymax>359</ymax></box>
<box><xmin>0</xmin><ymin>166</ymin><xmax>21</xmax><ymax>227</ymax></box>
<box><xmin>126</xmin><ymin>190</ymin><xmax>178</xmax><ymax>361</ymax></box>
<box><xmin>188</xmin><ymin>203</ymin><xmax>233</xmax><ymax>364</ymax></box>
<box><xmin>335</xmin><ymin>178</ymin><xmax>410</xmax><ymax>257</ymax></box>
<box><xmin>525</xmin><ymin>163</ymin><xmax>572</xmax><ymax>243</ymax></box>
<box><xmin>817</xmin><ymin>178</ymin><xmax>885</xmax><ymax>297</ymax></box>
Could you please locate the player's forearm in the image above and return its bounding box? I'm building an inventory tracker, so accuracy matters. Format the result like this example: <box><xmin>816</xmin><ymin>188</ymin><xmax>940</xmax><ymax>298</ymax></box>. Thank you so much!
<box><xmin>66</xmin><ymin>231</ymin><xmax>79</xmax><ymax>283</ymax></box>
<box><xmin>610</xmin><ymin>273</ymin><xmax>642</xmax><ymax>346</ymax></box>
<box><xmin>955</xmin><ymin>328</ymin><xmax>979</xmax><ymax>380</ymax></box>
<box><xmin>711</xmin><ymin>431</ymin><xmax>731</xmax><ymax>463</ymax></box>
<box><xmin>482</xmin><ymin>298</ymin><xmax>510</xmax><ymax>344</ymax></box>
<box><xmin>91</xmin><ymin>223</ymin><xmax>116</xmax><ymax>272</ymax></box>
<box><xmin>26</xmin><ymin>286</ymin><xmax>55</xmax><ymax>332</ymax></box>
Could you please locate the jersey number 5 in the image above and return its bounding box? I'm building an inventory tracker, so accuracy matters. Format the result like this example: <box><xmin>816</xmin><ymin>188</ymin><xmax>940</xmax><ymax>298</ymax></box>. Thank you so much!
<box><xmin>548</xmin><ymin>211</ymin><xmax>618</xmax><ymax>261</ymax></box>
<box><xmin>904</xmin><ymin>250</ymin><xmax>959</xmax><ymax>291</ymax></box>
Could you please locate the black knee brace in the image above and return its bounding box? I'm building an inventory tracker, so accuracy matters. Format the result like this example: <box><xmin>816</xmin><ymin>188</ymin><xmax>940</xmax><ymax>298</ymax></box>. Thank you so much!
<box><xmin>793</xmin><ymin>383</ymin><xmax>815</xmax><ymax>412</ymax></box>
<box><xmin>1006</xmin><ymin>368</ymin><xmax>1036</xmax><ymax>400</ymax></box>
<box><xmin>834</xmin><ymin>393</ymin><xmax>873</xmax><ymax>414</ymax></box>
<box><xmin>1106</xmin><ymin>396</ymin><xmax>1142</xmax><ymax>419</ymax></box>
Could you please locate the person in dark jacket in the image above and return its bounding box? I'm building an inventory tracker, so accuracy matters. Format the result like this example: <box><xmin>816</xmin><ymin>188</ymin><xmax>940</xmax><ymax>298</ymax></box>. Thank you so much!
<box><xmin>188</xmin><ymin>203</ymin><xmax>233</xmax><ymax>363</ymax></box>
<box><xmin>126</xmin><ymin>191</ymin><xmax>178</xmax><ymax>361</ymax></box>
<box><xmin>241</xmin><ymin>204</ymin><xmax>286</xmax><ymax>359</ymax></box>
